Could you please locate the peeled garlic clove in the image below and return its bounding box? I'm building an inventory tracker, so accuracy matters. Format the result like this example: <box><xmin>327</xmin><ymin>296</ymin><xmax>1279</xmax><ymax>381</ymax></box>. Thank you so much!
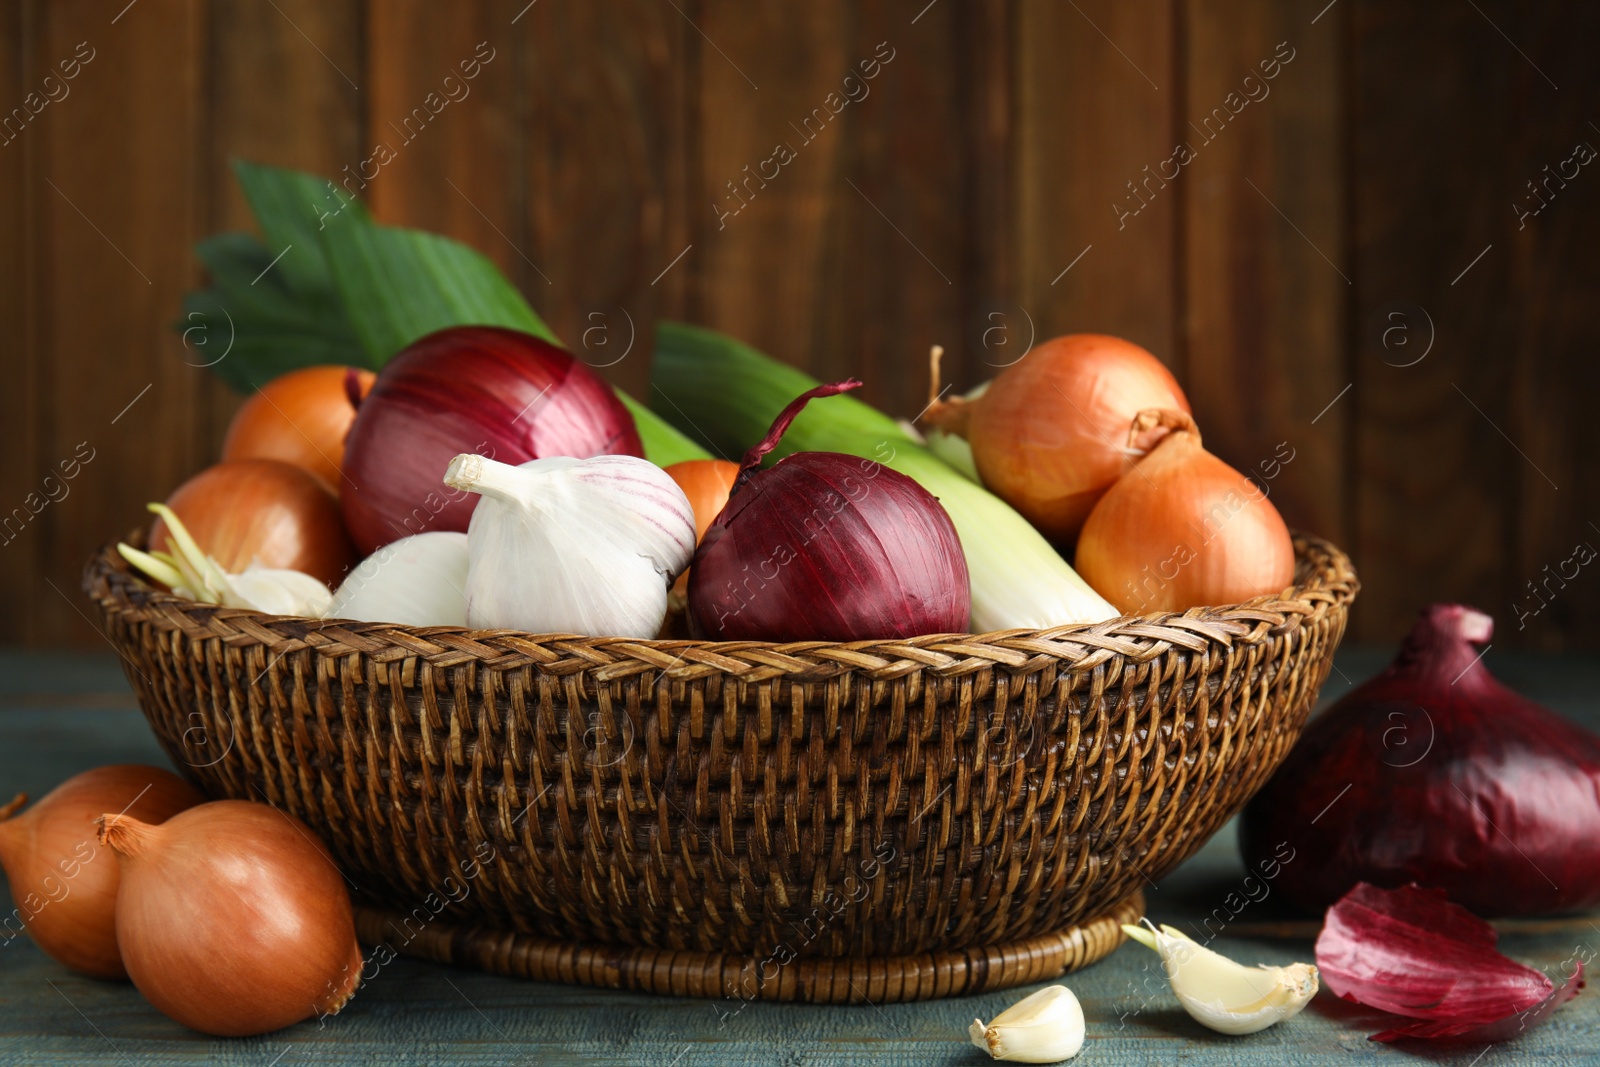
<box><xmin>445</xmin><ymin>453</ymin><xmax>696</xmax><ymax>639</ymax></box>
<box><xmin>223</xmin><ymin>565</ymin><xmax>334</xmax><ymax>617</ymax></box>
<box><xmin>328</xmin><ymin>531</ymin><xmax>469</xmax><ymax>627</ymax></box>
<box><xmin>1121</xmin><ymin>921</ymin><xmax>1318</xmax><ymax>1035</ymax></box>
<box><xmin>969</xmin><ymin>984</ymin><xmax>1085</xmax><ymax>1063</ymax></box>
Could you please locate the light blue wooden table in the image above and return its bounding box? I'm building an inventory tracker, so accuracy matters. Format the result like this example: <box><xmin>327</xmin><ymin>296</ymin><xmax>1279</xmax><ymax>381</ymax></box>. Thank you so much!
<box><xmin>2</xmin><ymin>647</ymin><xmax>1596</xmax><ymax>1065</ymax></box>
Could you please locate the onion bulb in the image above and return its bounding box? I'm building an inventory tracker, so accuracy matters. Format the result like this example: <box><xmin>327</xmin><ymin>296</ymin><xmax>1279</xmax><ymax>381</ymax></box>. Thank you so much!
<box><xmin>1243</xmin><ymin>605</ymin><xmax>1600</xmax><ymax>917</ymax></box>
<box><xmin>688</xmin><ymin>381</ymin><xmax>970</xmax><ymax>641</ymax></box>
<box><xmin>1074</xmin><ymin>410</ymin><xmax>1294</xmax><ymax>613</ymax></box>
<box><xmin>100</xmin><ymin>800</ymin><xmax>362</xmax><ymax>1036</ymax></box>
<box><xmin>664</xmin><ymin>459</ymin><xmax>740</xmax><ymax>597</ymax></box>
<box><xmin>340</xmin><ymin>326</ymin><xmax>643</xmax><ymax>554</ymax></box>
<box><xmin>150</xmin><ymin>459</ymin><xmax>356</xmax><ymax>588</ymax></box>
<box><xmin>0</xmin><ymin>765</ymin><xmax>203</xmax><ymax>979</ymax></box>
<box><xmin>221</xmin><ymin>365</ymin><xmax>375</xmax><ymax>492</ymax></box>
<box><xmin>922</xmin><ymin>334</ymin><xmax>1190</xmax><ymax>543</ymax></box>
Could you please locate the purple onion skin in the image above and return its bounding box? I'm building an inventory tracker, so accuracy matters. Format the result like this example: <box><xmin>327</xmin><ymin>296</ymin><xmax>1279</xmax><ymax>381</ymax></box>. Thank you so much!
<box><xmin>341</xmin><ymin>326</ymin><xmax>642</xmax><ymax>554</ymax></box>
<box><xmin>1240</xmin><ymin>603</ymin><xmax>1600</xmax><ymax>917</ymax></box>
<box><xmin>688</xmin><ymin>451</ymin><xmax>970</xmax><ymax>641</ymax></box>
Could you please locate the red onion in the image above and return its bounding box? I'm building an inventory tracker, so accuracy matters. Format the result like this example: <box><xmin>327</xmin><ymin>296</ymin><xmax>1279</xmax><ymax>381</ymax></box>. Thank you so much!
<box><xmin>340</xmin><ymin>326</ymin><xmax>642</xmax><ymax>553</ymax></box>
<box><xmin>1240</xmin><ymin>604</ymin><xmax>1600</xmax><ymax>917</ymax></box>
<box><xmin>1315</xmin><ymin>883</ymin><xmax>1584</xmax><ymax>1042</ymax></box>
<box><xmin>687</xmin><ymin>381</ymin><xmax>970</xmax><ymax>641</ymax></box>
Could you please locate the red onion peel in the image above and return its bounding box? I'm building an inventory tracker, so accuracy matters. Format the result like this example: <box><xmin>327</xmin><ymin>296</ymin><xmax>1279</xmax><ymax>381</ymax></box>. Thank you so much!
<box><xmin>1316</xmin><ymin>882</ymin><xmax>1584</xmax><ymax>1042</ymax></box>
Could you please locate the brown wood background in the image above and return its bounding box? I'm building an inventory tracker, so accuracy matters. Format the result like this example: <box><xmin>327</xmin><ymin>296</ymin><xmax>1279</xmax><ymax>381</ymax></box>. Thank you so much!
<box><xmin>1</xmin><ymin>0</ymin><xmax>1595</xmax><ymax>651</ymax></box>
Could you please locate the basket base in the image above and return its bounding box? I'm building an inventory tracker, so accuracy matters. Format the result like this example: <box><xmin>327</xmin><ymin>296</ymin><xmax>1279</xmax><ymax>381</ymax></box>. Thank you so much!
<box><xmin>355</xmin><ymin>891</ymin><xmax>1144</xmax><ymax>1004</ymax></box>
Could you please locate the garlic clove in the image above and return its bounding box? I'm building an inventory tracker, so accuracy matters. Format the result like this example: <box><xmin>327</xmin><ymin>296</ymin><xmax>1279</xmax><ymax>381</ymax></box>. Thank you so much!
<box><xmin>969</xmin><ymin>984</ymin><xmax>1086</xmax><ymax>1063</ymax></box>
<box><xmin>121</xmin><ymin>505</ymin><xmax>333</xmax><ymax>617</ymax></box>
<box><xmin>1121</xmin><ymin>920</ymin><xmax>1318</xmax><ymax>1036</ymax></box>
<box><xmin>225</xmin><ymin>565</ymin><xmax>335</xmax><ymax>617</ymax></box>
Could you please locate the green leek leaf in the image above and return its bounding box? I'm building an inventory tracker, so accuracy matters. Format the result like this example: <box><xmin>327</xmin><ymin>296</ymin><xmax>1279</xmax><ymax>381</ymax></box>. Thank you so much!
<box><xmin>180</xmin><ymin>162</ymin><xmax>708</xmax><ymax>465</ymax></box>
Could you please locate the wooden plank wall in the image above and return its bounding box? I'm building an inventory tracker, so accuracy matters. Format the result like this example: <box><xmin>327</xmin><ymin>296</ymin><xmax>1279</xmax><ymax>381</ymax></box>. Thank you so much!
<box><xmin>0</xmin><ymin>0</ymin><xmax>1595</xmax><ymax>651</ymax></box>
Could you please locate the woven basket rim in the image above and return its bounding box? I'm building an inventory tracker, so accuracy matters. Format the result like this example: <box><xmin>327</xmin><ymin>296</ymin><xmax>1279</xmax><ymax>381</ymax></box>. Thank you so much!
<box><xmin>83</xmin><ymin>530</ymin><xmax>1357</xmax><ymax>678</ymax></box>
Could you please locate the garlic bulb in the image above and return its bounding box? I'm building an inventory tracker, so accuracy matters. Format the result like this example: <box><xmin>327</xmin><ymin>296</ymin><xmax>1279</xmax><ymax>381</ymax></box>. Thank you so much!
<box><xmin>443</xmin><ymin>453</ymin><xmax>696</xmax><ymax>638</ymax></box>
<box><xmin>119</xmin><ymin>504</ymin><xmax>332</xmax><ymax>617</ymax></box>
<box><xmin>1121</xmin><ymin>921</ymin><xmax>1318</xmax><ymax>1035</ymax></box>
<box><xmin>969</xmin><ymin>985</ymin><xmax>1085</xmax><ymax>1063</ymax></box>
<box><xmin>327</xmin><ymin>531</ymin><xmax>468</xmax><ymax>626</ymax></box>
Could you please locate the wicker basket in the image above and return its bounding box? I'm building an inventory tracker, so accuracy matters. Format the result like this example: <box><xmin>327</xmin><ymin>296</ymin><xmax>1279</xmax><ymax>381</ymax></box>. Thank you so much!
<box><xmin>83</xmin><ymin>533</ymin><xmax>1356</xmax><ymax>1004</ymax></box>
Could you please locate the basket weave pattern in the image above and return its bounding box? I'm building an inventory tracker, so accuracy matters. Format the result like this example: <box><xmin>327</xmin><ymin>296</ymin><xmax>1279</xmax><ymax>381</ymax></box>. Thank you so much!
<box><xmin>85</xmin><ymin>534</ymin><xmax>1355</xmax><ymax>1001</ymax></box>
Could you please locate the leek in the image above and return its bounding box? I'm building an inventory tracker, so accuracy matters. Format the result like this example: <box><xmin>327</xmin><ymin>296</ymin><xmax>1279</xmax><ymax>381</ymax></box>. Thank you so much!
<box><xmin>651</xmin><ymin>323</ymin><xmax>1117</xmax><ymax>631</ymax></box>
<box><xmin>184</xmin><ymin>161</ymin><xmax>709</xmax><ymax>467</ymax></box>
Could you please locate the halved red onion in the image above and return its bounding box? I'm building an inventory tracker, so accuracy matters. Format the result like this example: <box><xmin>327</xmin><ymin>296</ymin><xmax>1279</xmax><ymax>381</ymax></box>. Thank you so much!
<box><xmin>340</xmin><ymin>326</ymin><xmax>642</xmax><ymax>553</ymax></box>
<box><xmin>687</xmin><ymin>381</ymin><xmax>970</xmax><ymax>641</ymax></box>
<box><xmin>1316</xmin><ymin>882</ymin><xmax>1584</xmax><ymax>1042</ymax></box>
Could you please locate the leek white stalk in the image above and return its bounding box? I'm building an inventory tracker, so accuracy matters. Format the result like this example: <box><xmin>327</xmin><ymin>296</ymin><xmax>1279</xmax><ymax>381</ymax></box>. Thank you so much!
<box><xmin>1121</xmin><ymin>921</ymin><xmax>1318</xmax><ymax>1035</ymax></box>
<box><xmin>119</xmin><ymin>504</ymin><xmax>332</xmax><ymax>617</ymax></box>
<box><xmin>652</xmin><ymin>324</ymin><xmax>1116</xmax><ymax>631</ymax></box>
<box><xmin>327</xmin><ymin>531</ymin><xmax>469</xmax><ymax>627</ymax></box>
<box><xmin>969</xmin><ymin>985</ymin><xmax>1086</xmax><ymax>1062</ymax></box>
<box><xmin>443</xmin><ymin>453</ymin><xmax>696</xmax><ymax>638</ymax></box>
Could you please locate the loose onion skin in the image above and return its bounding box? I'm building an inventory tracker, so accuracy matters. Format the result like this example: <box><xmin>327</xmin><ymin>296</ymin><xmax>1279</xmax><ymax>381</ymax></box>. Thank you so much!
<box><xmin>1315</xmin><ymin>883</ymin><xmax>1585</xmax><ymax>1043</ymax></box>
<box><xmin>221</xmin><ymin>365</ymin><xmax>375</xmax><ymax>492</ymax></box>
<box><xmin>340</xmin><ymin>326</ymin><xmax>643</xmax><ymax>554</ymax></box>
<box><xmin>688</xmin><ymin>382</ymin><xmax>970</xmax><ymax>641</ymax></box>
<box><xmin>0</xmin><ymin>765</ymin><xmax>203</xmax><ymax>979</ymax></box>
<box><xmin>1242</xmin><ymin>605</ymin><xmax>1600</xmax><ymax>918</ymax></box>
<box><xmin>664</xmin><ymin>459</ymin><xmax>740</xmax><ymax>597</ymax></box>
<box><xmin>1074</xmin><ymin>410</ymin><xmax>1295</xmax><ymax>613</ymax></box>
<box><xmin>150</xmin><ymin>459</ymin><xmax>357</xmax><ymax>588</ymax></box>
<box><xmin>924</xmin><ymin>333</ymin><xmax>1190</xmax><ymax>543</ymax></box>
<box><xmin>100</xmin><ymin>801</ymin><xmax>362</xmax><ymax>1037</ymax></box>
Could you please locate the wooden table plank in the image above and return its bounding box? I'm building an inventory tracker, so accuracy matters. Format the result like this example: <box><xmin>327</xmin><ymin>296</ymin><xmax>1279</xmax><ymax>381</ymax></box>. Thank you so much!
<box><xmin>0</xmin><ymin>647</ymin><xmax>1596</xmax><ymax>1064</ymax></box>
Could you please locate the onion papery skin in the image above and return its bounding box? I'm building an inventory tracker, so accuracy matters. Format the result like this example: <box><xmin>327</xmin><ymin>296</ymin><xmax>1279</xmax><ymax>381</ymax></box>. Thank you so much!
<box><xmin>688</xmin><ymin>381</ymin><xmax>970</xmax><ymax>642</ymax></box>
<box><xmin>150</xmin><ymin>459</ymin><xmax>357</xmax><ymax>588</ymax></box>
<box><xmin>102</xmin><ymin>801</ymin><xmax>362</xmax><ymax>1037</ymax></box>
<box><xmin>221</xmin><ymin>365</ymin><xmax>375</xmax><ymax>493</ymax></box>
<box><xmin>0</xmin><ymin>766</ymin><xmax>203</xmax><ymax>979</ymax></box>
<box><xmin>1241</xmin><ymin>604</ymin><xmax>1600</xmax><ymax>917</ymax></box>
<box><xmin>340</xmin><ymin>326</ymin><xmax>643</xmax><ymax>554</ymax></box>
<box><xmin>1074</xmin><ymin>411</ymin><xmax>1294</xmax><ymax>613</ymax></box>
<box><xmin>1315</xmin><ymin>882</ymin><xmax>1584</xmax><ymax>1042</ymax></box>
<box><xmin>929</xmin><ymin>333</ymin><xmax>1190</xmax><ymax>543</ymax></box>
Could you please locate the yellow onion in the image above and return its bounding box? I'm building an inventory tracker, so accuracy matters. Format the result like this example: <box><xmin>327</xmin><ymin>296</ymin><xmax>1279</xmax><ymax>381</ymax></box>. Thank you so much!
<box><xmin>100</xmin><ymin>800</ymin><xmax>362</xmax><ymax>1036</ymax></box>
<box><xmin>150</xmin><ymin>459</ymin><xmax>357</xmax><ymax>588</ymax></box>
<box><xmin>1075</xmin><ymin>409</ymin><xmax>1294</xmax><ymax>613</ymax></box>
<box><xmin>923</xmin><ymin>333</ymin><xmax>1190</xmax><ymax>543</ymax></box>
<box><xmin>0</xmin><ymin>765</ymin><xmax>203</xmax><ymax>979</ymax></box>
<box><xmin>221</xmin><ymin>365</ymin><xmax>376</xmax><ymax>493</ymax></box>
<box><xmin>664</xmin><ymin>458</ymin><xmax>740</xmax><ymax>599</ymax></box>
